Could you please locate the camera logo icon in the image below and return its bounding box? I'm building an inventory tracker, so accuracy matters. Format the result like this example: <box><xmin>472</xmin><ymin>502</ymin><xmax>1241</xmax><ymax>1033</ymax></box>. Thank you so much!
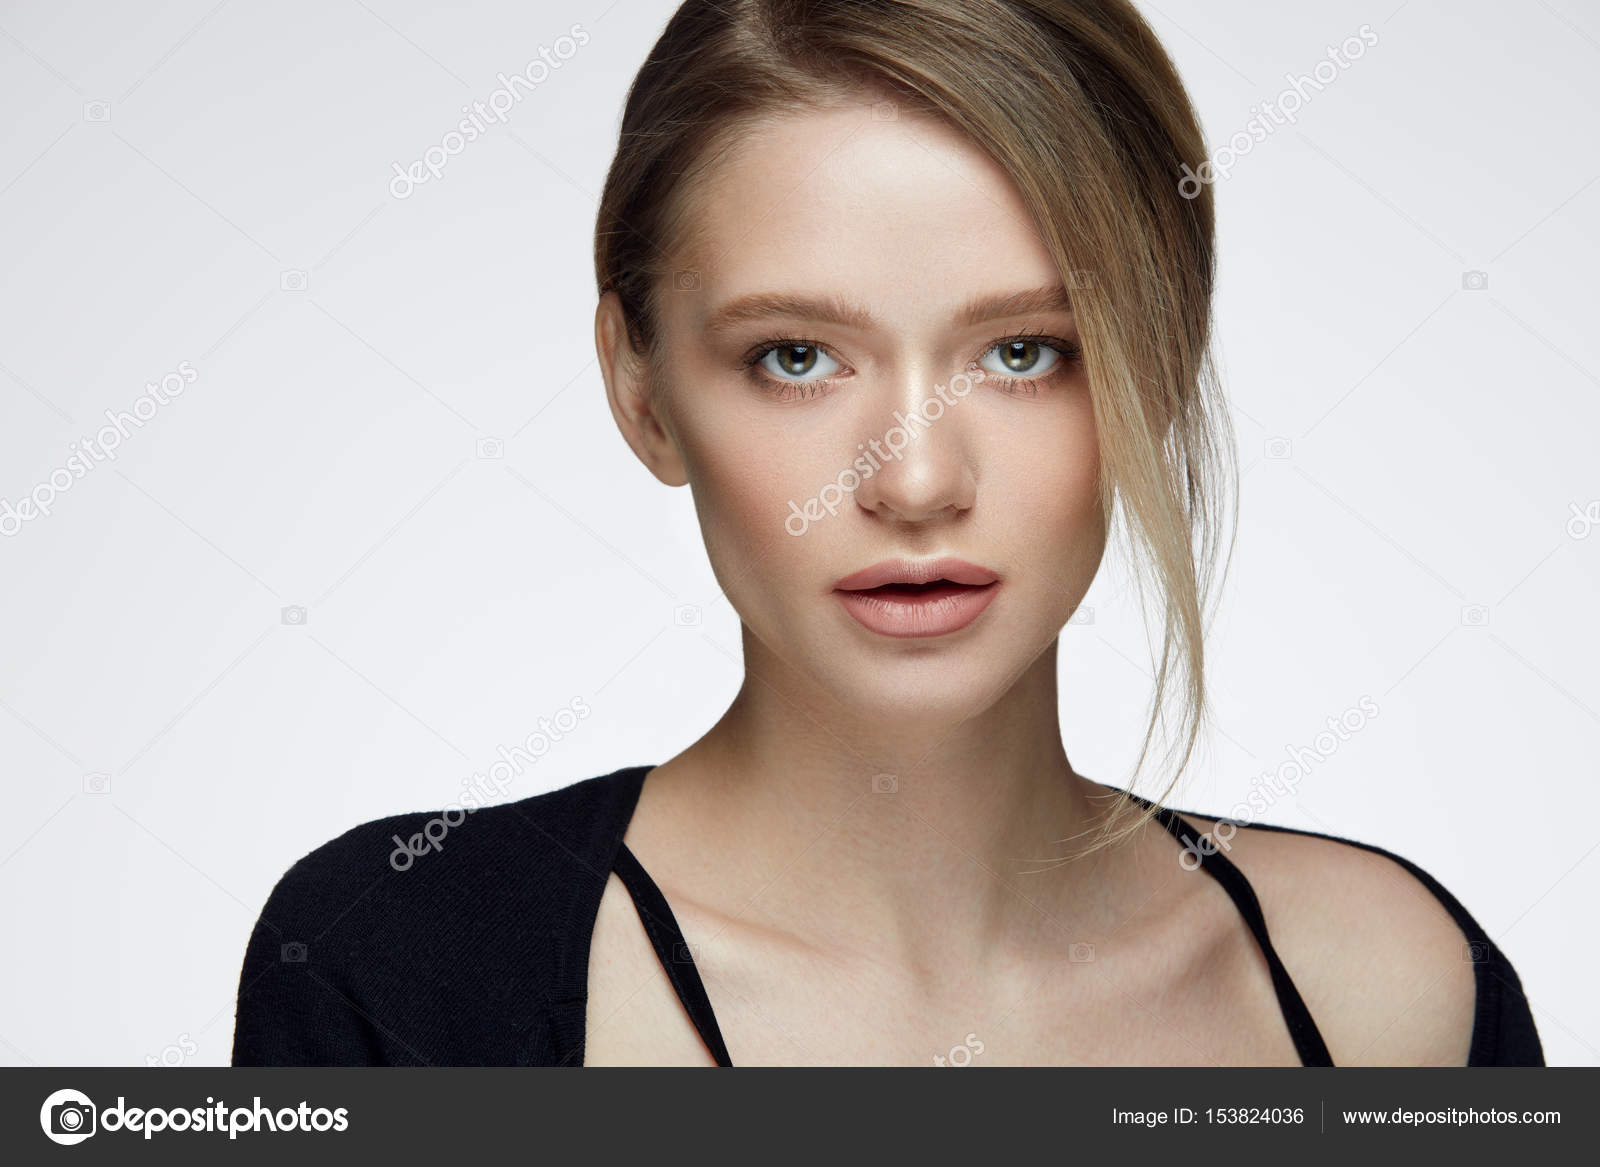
<box><xmin>673</xmin><ymin>270</ymin><xmax>700</xmax><ymax>290</ymax></box>
<box><xmin>281</xmin><ymin>605</ymin><xmax>308</xmax><ymax>626</ymax></box>
<box><xmin>281</xmin><ymin>941</ymin><xmax>308</xmax><ymax>962</ymax></box>
<box><xmin>1264</xmin><ymin>436</ymin><xmax>1292</xmax><ymax>460</ymax></box>
<box><xmin>476</xmin><ymin>437</ymin><xmax>504</xmax><ymax>459</ymax></box>
<box><xmin>1461</xmin><ymin>270</ymin><xmax>1489</xmax><ymax>291</ymax></box>
<box><xmin>1068</xmin><ymin>942</ymin><xmax>1096</xmax><ymax>962</ymax></box>
<box><xmin>674</xmin><ymin>604</ymin><xmax>701</xmax><ymax>627</ymax></box>
<box><xmin>1567</xmin><ymin>500</ymin><xmax>1600</xmax><ymax>540</ymax></box>
<box><xmin>1460</xmin><ymin>604</ymin><xmax>1489</xmax><ymax>627</ymax></box>
<box><xmin>1067</xmin><ymin>606</ymin><xmax>1095</xmax><ymax>626</ymax></box>
<box><xmin>40</xmin><ymin>1088</ymin><xmax>97</xmax><ymax>1145</ymax></box>
<box><xmin>280</xmin><ymin>269</ymin><xmax>308</xmax><ymax>292</ymax></box>
<box><xmin>871</xmin><ymin>773</ymin><xmax>898</xmax><ymax>794</ymax></box>
<box><xmin>82</xmin><ymin>101</ymin><xmax>111</xmax><ymax>122</ymax></box>
<box><xmin>1463</xmin><ymin>941</ymin><xmax>1489</xmax><ymax>962</ymax></box>
<box><xmin>872</xmin><ymin>100</ymin><xmax>898</xmax><ymax>121</ymax></box>
<box><xmin>82</xmin><ymin>772</ymin><xmax>112</xmax><ymax>795</ymax></box>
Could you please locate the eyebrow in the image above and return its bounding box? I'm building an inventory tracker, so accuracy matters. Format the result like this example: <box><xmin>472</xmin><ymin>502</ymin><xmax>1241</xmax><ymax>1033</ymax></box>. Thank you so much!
<box><xmin>701</xmin><ymin>284</ymin><xmax>1074</xmax><ymax>334</ymax></box>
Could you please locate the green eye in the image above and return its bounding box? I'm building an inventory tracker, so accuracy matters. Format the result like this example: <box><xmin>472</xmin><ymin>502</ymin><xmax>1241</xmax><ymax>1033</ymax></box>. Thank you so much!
<box><xmin>775</xmin><ymin>345</ymin><xmax>818</xmax><ymax>376</ymax></box>
<box><xmin>976</xmin><ymin>337</ymin><xmax>1084</xmax><ymax>391</ymax></box>
<box><xmin>988</xmin><ymin>339</ymin><xmax>1058</xmax><ymax>376</ymax></box>
<box><xmin>758</xmin><ymin>343</ymin><xmax>843</xmax><ymax>381</ymax></box>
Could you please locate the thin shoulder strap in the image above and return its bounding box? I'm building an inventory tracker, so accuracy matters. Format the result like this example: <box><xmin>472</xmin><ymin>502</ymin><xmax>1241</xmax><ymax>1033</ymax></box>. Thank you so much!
<box><xmin>1141</xmin><ymin>802</ymin><xmax>1336</xmax><ymax>1067</ymax></box>
<box><xmin>612</xmin><ymin>842</ymin><xmax>734</xmax><ymax>1067</ymax></box>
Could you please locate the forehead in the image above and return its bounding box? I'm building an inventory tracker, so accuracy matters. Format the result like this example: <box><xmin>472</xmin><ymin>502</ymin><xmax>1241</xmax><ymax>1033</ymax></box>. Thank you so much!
<box><xmin>672</xmin><ymin>102</ymin><xmax>1062</xmax><ymax>327</ymax></box>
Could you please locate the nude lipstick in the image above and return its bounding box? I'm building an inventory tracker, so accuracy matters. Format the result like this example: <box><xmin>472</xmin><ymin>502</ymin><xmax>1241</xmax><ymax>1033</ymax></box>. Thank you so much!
<box><xmin>833</xmin><ymin>557</ymin><xmax>1001</xmax><ymax>638</ymax></box>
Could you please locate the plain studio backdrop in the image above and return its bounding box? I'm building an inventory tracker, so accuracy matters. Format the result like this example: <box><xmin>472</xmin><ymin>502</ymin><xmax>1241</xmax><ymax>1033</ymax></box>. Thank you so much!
<box><xmin>0</xmin><ymin>0</ymin><xmax>1595</xmax><ymax>1068</ymax></box>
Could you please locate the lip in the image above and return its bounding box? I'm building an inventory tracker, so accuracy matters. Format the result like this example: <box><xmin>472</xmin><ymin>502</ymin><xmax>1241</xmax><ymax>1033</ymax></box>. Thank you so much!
<box><xmin>833</xmin><ymin>557</ymin><xmax>1001</xmax><ymax>639</ymax></box>
<box><xmin>834</xmin><ymin>557</ymin><xmax>999</xmax><ymax>591</ymax></box>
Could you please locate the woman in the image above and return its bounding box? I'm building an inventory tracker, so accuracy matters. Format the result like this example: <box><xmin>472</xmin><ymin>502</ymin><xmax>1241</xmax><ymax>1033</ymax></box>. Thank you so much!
<box><xmin>232</xmin><ymin>0</ymin><xmax>1542</xmax><ymax>1067</ymax></box>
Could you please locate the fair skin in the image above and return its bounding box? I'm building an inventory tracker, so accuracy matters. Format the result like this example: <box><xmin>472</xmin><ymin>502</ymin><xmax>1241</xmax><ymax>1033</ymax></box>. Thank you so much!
<box><xmin>586</xmin><ymin>97</ymin><xmax>1476</xmax><ymax>1066</ymax></box>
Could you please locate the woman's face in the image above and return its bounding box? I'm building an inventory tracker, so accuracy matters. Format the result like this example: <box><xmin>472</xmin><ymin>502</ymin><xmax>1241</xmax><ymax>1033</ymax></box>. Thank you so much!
<box><xmin>614</xmin><ymin>99</ymin><xmax>1106</xmax><ymax>723</ymax></box>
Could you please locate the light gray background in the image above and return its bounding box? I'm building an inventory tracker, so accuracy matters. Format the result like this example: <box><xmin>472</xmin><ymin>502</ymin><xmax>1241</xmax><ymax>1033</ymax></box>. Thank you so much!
<box><xmin>0</xmin><ymin>0</ymin><xmax>1595</xmax><ymax>1067</ymax></box>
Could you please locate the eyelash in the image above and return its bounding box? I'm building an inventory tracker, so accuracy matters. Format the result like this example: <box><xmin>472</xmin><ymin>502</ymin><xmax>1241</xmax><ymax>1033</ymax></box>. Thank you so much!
<box><xmin>739</xmin><ymin>332</ymin><xmax>1083</xmax><ymax>403</ymax></box>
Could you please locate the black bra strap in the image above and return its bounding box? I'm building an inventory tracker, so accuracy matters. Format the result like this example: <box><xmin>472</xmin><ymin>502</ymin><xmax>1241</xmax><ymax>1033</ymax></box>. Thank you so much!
<box><xmin>1137</xmin><ymin>800</ymin><xmax>1335</xmax><ymax>1066</ymax></box>
<box><xmin>612</xmin><ymin>842</ymin><xmax>734</xmax><ymax>1067</ymax></box>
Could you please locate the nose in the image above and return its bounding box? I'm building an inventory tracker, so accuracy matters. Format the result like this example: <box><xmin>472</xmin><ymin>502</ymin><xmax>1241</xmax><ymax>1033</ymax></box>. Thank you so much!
<box><xmin>850</xmin><ymin>370</ymin><xmax>978</xmax><ymax>524</ymax></box>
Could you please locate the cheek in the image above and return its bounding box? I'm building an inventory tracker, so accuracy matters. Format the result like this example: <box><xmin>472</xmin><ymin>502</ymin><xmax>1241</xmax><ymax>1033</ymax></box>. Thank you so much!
<box><xmin>991</xmin><ymin>398</ymin><xmax>1105</xmax><ymax>576</ymax></box>
<box><xmin>675</xmin><ymin>413</ymin><xmax>819</xmax><ymax>598</ymax></box>
<box><xmin>1048</xmin><ymin>414</ymin><xmax>1103</xmax><ymax>533</ymax></box>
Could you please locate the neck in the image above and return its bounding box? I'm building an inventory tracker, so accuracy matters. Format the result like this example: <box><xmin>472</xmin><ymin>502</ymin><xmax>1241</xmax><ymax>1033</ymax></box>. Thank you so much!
<box><xmin>655</xmin><ymin>628</ymin><xmax>1129</xmax><ymax>973</ymax></box>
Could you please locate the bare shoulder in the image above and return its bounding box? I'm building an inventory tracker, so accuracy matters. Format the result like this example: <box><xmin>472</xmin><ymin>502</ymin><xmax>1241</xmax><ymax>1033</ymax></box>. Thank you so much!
<box><xmin>1172</xmin><ymin>809</ymin><xmax>1478</xmax><ymax>1066</ymax></box>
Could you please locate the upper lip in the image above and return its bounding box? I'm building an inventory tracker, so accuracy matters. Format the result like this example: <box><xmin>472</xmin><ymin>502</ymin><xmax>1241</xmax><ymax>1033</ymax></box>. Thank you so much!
<box><xmin>834</xmin><ymin>557</ymin><xmax>1000</xmax><ymax>591</ymax></box>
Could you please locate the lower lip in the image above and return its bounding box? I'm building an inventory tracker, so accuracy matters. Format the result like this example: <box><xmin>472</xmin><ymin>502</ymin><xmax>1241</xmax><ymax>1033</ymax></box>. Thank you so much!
<box><xmin>834</xmin><ymin>581</ymin><xmax>1000</xmax><ymax>639</ymax></box>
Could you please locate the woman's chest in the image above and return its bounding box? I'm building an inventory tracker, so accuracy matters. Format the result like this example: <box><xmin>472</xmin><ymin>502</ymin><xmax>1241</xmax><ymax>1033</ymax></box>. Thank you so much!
<box><xmin>581</xmin><ymin>870</ymin><xmax>1303</xmax><ymax>1067</ymax></box>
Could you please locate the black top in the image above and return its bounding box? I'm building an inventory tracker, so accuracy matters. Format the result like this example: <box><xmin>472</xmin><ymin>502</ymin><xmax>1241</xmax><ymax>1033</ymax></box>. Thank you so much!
<box><xmin>231</xmin><ymin>764</ymin><xmax>1543</xmax><ymax>1067</ymax></box>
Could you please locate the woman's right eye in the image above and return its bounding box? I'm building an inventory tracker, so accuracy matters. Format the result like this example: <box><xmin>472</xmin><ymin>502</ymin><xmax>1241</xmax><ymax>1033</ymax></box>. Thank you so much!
<box><xmin>756</xmin><ymin>343</ymin><xmax>844</xmax><ymax>382</ymax></box>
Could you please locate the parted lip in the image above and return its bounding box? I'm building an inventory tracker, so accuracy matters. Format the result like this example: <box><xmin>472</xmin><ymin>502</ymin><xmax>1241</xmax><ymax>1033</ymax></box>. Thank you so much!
<box><xmin>834</xmin><ymin>557</ymin><xmax>1000</xmax><ymax>591</ymax></box>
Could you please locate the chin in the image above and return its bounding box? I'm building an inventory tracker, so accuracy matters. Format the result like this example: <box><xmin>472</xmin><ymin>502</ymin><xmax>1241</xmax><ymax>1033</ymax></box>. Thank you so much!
<box><xmin>806</xmin><ymin>641</ymin><xmax>1019</xmax><ymax>718</ymax></box>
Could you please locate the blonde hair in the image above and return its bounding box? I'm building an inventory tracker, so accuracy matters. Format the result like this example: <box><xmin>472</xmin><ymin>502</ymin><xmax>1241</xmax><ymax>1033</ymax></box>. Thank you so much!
<box><xmin>594</xmin><ymin>0</ymin><xmax>1238</xmax><ymax>854</ymax></box>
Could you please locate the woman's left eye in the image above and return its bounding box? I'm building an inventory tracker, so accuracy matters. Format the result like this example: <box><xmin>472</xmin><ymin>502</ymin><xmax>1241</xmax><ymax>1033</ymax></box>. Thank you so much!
<box><xmin>979</xmin><ymin>339</ymin><xmax>1064</xmax><ymax>379</ymax></box>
